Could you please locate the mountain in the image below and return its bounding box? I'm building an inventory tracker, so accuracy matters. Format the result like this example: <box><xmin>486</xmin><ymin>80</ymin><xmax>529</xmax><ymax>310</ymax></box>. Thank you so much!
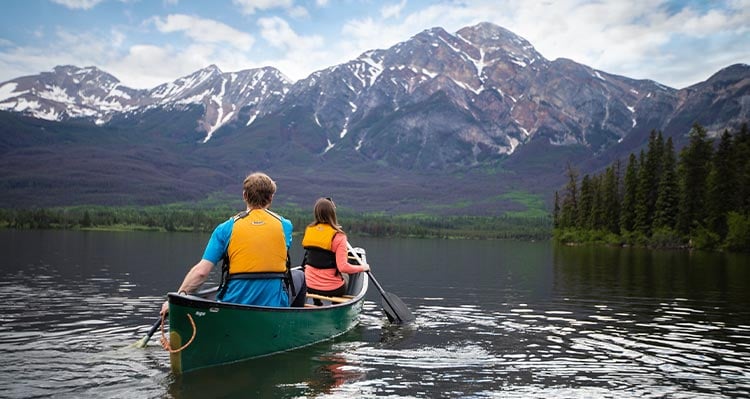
<box><xmin>665</xmin><ymin>63</ymin><xmax>750</xmax><ymax>136</ymax></box>
<box><xmin>0</xmin><ymin>65</ymin><xmax>144</xmax><ymax>123</ymax></box>
<box><xmin>0</xmin><ymin>22</ymin><xmax>748</xmax><ymax>214</ymax></box>
<box><xmin>142</xmin><ymin>65</ymin><xmax>290</xmax><ymax>141</ymax></box>
<box><xmin>267</xmin><ymin>23</ymin><xmax>682</xmax><ymax>170</ymax></box>
<box><xmin>0</xmin><ymin>64</ymin><xmax>291</xmax><ymax>141</ymax></box>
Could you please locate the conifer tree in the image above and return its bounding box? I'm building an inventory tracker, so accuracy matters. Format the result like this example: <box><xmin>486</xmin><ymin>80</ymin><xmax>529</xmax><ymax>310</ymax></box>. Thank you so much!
<box><xmin>653</xmin><ymin>137</ymin><xmax>679</xmax><ymax>231</ymax></box>
<box><xmin>587</xmin><ymin>175</ymin><xmax>598</xmax><ymax>229</ymax></box>
<box><xmin>620</xmin><ymin>153</ymin><xmax>639</xmax><ymax>233</ymax></box>
<box><xmin>634</xmin><ymin>130</ymin><xmax>664</xmax><ymax>236</ymax></box>
<box><xmin>602</xmin><ymin>162</ymin><xmax>621</xmax><ymax>233</ymax></box>
<box><xmin>560</xmin><ymin>164</ymin><xmax>579</xmax><ymax>229</ymax></box>
<box><xmin>706</xmin><ymin>130</ymin><xmax>735</xmax><ymax>237</ymax></box>
<box><xmin>553</xmin><ymin>191</ymin><xmax>561</xmax><ymax>228</ymax></box>
<box><xmin>80</xmin><ymin>210</ymin><xmax>92</xmax><ymax>228</ymax></box>
<box><xmin>733</xmin><ymin>123</ymin><xmax>750</xmax><ymax>214</ymax></box>
<box><xmin>592</xmin><ymin>176</ymin><xmax>607</xmax><ymax>230</ymax></box>
<box><xmin>578</xmin><ymin>174</ymin><xmax>593</xmax><ymax>229</ymax></box>
<box><xmin>677</xmin><ymin>124</ymin><xmax>713</xmax><ymax>235</ymax></box>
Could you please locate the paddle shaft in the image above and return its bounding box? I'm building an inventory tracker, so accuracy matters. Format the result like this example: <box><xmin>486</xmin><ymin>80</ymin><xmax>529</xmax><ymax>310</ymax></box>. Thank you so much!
<box><xmin>140</xmin><ymin>317</ymin><xmax>162</xmax><ymax>347</ymax></box>
<box><xmin>366</xmin><ymin>271</ymin><xmax>403</xmax><ymax>322</ymax></box>
<box><xmin>346</xmin><ymin>242</ymin><xmax>404</xmax><ymax>323</ymax></box>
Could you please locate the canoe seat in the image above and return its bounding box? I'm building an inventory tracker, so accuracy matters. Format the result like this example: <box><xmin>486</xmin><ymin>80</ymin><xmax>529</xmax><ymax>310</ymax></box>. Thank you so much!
<box><xmin>306</xmin><ymin>293</ymin><xmax>351</xmax><ymax>304</ymax></box>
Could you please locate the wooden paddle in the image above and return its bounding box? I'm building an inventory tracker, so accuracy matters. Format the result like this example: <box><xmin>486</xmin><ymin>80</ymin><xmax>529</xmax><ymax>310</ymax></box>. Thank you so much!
<box><xmin>347</xmin><ymin>242</ymin><xmax>415</xmax><ymax>324</ymax></box>
<box><xmin>131</xmin><ymin>316</ymin><xmax>162</xmax><ymax>348</ymax></box>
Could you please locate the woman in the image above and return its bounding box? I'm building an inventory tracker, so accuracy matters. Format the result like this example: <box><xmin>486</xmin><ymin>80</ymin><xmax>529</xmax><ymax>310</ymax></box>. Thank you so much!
<box><xmin>302</xmin><ymin>197</ymin><xmax>369</xmax><ymax>304</ymax></box>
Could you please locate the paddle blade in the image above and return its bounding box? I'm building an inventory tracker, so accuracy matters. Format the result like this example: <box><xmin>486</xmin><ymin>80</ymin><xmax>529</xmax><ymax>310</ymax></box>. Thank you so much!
<box><xmin>381</xmin><ymin>292</ymin><xmax>415</xmax><ymax>324</ymax></box>
<box><xmin>130</xmin><ymin>317</ymin><xmax>162</xmax><ymax>348</ymax></box>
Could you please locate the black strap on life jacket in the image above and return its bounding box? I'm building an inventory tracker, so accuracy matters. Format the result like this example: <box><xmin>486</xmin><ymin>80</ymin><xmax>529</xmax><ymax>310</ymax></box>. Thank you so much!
<box><xmin>216</xmin><ymin>209</ymin><xmax>293</xmax><ymax>300</ymax></box>
<box><xmin>303</xmin><ymin>247</ymin><xmax>337</xmax><ymax>269</ymax></box>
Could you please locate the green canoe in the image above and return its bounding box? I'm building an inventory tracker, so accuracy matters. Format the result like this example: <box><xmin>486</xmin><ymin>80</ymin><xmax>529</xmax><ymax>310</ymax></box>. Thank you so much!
<box><xmin>165</xmin><ymin>271</ymin><xmax>368</xmax><ymax>374</ymax></box>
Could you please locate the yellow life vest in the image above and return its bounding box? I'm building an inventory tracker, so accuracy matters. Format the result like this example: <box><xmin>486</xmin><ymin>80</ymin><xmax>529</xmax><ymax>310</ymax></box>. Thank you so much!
<box><xmin>302</xmin><ymin>223</ymin><xmax>338</xmax><ymax>269</ymax></box>
<box><xmin>226</xmin><ymin>209</ymin><xmax>287</xmax><ymax>274</ymax></box>
<box><xmin>302</xmin><ymin>223</ymin><xmax>337</xmax><ymax>250</ymax></box>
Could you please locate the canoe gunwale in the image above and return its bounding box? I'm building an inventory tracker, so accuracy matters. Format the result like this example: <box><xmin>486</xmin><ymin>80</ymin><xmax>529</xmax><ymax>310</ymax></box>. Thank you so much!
<box><xmin>167</xmin><ymin>271</ymin><xmax>368</xmax><ymax>311</ymax></box>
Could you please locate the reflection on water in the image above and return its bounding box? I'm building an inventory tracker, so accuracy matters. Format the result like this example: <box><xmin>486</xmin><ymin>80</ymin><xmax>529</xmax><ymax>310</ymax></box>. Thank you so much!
<box><xmin>1</xmin><ymin>230</ymin><xmax>749</xmax><ymax>398</ymax></box>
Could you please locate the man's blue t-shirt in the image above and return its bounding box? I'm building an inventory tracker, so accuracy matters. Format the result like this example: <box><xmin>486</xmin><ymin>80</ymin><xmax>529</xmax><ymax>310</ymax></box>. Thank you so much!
<box><xmin>202</xmin><ymin>211</ymin><xmax>293</xmax><ymax>307</ymax></box>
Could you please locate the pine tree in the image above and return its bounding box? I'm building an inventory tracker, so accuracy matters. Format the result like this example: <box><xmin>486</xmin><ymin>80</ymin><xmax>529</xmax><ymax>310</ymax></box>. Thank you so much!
<box><xmin>653</xmin><ymin>137</ymin><xmax>679</xmax><ymax>231</ymax></box>
<box><xmin>590</xmin><ymin>174</ymin><xmax>606</xmax><ymax>230</ymax></box>
<box><xmin>560</xmin><ymin>164</ymin><xmax>579</xmax><ymax>229</ymax></box>
<box><xmin>578</xmin><ymin>174</ymin><xmax>593</xmax><ymax>229</ymax></box>
<box><xmin>732</xmin><ymin>123</ymin><xmax>750</xmax><ymax>214</ymax></box>
<box><xmin>706</xmin><ymin>130</ymin><xmax>735</xmax><ymax>238</ymax></box>
<box><xmin>602</xmin><ymin>162</ymin><xmax>621</xmax><ymax>233</ymax></box>
<box><xmin>620</xmin><ymin>153</ymin><xmax>639</xmax><ymax>233</ymax></box>
<box><xmin>634</xmin><ymin>130</ymin><xmax>664</xmax><ymax>236</ymax></box>
<box><xmin>80</xmin><ymin>210</ymin><xmax>92</xmax><ymax>228</ymax></box>
<box><xmin>677</xmin><ymin>124</ymin><xmax>714</xmax><ymax>235</ymax></box>
<box><xmin>553</xmin><ymin>191</ymin><xmax>561</xmax><ymax>228</ymax></box>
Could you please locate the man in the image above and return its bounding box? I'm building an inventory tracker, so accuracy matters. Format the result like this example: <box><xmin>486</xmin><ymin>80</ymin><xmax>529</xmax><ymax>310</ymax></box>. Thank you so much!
<box><xmin>160</xmin><ymin>172</ymin><xmax>293</xmax><ymax>316</ymax></box>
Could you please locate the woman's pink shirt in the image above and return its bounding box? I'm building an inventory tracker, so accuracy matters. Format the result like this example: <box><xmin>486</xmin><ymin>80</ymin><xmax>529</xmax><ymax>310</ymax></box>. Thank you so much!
<box><xmin>304</xmin><ymin>233</ymin><xmax>368</xmax><ymax>291</ymax></box>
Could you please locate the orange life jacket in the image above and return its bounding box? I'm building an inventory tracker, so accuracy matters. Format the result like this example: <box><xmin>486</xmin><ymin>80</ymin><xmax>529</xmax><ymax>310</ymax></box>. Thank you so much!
<box><xmin>302</xmin><ymin>223</ymin><xmax>337</xmax><ymax>269</ymax></box>
<box><xmin>226</xmin><ymin>209</ymin><xmax>288</xmax><ymax>274</ymax></box>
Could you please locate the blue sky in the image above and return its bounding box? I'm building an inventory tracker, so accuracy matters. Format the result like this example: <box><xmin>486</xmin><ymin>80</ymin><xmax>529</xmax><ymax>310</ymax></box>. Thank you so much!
<box><xmin>0</xmin><ymin>0</ymin><xmax>748</xmax><ymax>89</ymax></box>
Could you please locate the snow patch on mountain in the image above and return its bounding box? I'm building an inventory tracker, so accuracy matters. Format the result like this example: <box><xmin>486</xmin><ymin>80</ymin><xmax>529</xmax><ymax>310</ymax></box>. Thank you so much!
<box><xmin>38</xmin><ymin>86</ymin><xmax>75</xmax><ymax>104</ymax></box>
<box><xmin>358</xmin><ymin>52</ymin><xmax>384</xmax><ymax>87</ymax></box>
<box><xmin>0</xmin><ymin>82</ymin><xmax>20</xmax><ymax>102</ymax></box>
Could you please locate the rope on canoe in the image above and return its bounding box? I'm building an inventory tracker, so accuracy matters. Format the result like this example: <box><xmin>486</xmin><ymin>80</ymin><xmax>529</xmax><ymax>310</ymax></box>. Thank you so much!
<box><xmin>160</xmin><ymin>312</ymin><xmax>196</xmax><ymax>353</ymax></box>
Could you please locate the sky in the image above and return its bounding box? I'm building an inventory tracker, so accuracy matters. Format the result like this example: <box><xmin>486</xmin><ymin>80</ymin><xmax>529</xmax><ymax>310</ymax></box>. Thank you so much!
<box><xmin>0</xmin><ymin>0</ymin><xmax>748</xmax><ymax>90</ymax></box>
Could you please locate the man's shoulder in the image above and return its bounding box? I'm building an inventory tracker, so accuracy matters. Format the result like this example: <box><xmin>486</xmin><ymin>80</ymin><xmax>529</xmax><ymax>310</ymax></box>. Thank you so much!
<box><xmin>212</xmin><ymin>217</ymin><xmax>236</xmax><ymax>236</ymax></box>
<box><xmin>265</xmin><ymin>209</ymin><xmax>292</xmax><ymax>225</ymax></box>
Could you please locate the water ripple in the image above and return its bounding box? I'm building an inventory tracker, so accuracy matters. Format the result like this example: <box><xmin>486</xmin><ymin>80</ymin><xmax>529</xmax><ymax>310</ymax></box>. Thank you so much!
<box><xmin>2</xmin><ymin>233</ymin><xmax>750</xmax><ymax>399</ymax></box>
<box><xmin>343</xmin><ymin>295</ymin><xmax>750</xmax><ymax>398</ymax></box>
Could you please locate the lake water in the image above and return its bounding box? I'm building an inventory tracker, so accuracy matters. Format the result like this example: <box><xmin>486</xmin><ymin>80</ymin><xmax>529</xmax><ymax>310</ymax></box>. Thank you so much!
<box><xmin>1</xmin><ymin>229</ymin><xmax>749</xmax><ymax>398</ymax></box>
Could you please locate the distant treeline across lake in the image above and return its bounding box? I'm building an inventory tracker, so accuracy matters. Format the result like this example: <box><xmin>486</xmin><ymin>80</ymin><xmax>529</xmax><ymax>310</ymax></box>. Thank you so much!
<box><xmin>0</xmin><ymin>204</ymin><xmax>553</xmax><ymax>240</ymax></box>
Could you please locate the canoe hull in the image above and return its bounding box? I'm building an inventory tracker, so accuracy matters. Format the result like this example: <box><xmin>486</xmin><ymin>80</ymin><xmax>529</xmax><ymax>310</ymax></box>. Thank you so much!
<box><xmin>167</xmin><ymin>273</ymin><xmax>367</xmax><ymax>374</ymax></box>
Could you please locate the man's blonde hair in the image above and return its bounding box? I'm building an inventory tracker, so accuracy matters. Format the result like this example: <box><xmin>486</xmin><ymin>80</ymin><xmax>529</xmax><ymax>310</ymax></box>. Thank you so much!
<box><xmin>243</xmin><ymin>172</ymin><xmax>276</xmax><ymax>208</ymax></box>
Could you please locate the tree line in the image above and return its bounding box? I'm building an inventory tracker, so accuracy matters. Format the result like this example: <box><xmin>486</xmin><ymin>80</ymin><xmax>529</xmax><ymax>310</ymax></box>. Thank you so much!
<box><xmin>0</xmin><ymin>204</ymin><xmax>552</xmax><ymax>240</ymax></box>
<box><xmin>553</xmin><ymin>123</ymin><xmax>750</xmax><ymax>252</ymax></box>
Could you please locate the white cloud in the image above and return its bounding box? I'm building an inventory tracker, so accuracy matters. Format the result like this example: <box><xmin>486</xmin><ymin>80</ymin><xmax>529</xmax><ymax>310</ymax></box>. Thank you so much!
<box><xmin>380</xmin><ymin>0</ymin><xmax>407</xmax><ymax>20</ymax></box>
<box><xmin>110</xmin><ymin>29</ymin><xmax>126</xmax><ymax>48</ymax></box>
<box><xmin>315</xmin><ymin>0</ymin><xmax>329</xmax><ymax>6</ymax></box>
<box><xmin>232</xmin><ymin>0</ymin><xmax>293</xmax><ymax>15</ymax></box>
<box><xmin>50</xmin><ymin>0</ymin><xmax>104</xmax><ymax>10</ymax></box>
<box><xmin>110</xmin><ymin>44</ymin><xmax>183</xmax><ymax>87</ymax></box>
<box><xmin>106</xmin><ymin>43</ymin><xmax>256</xmax><ymax>88</ymax></box>
<box><xmin>152</xmin><ymin>14</ymin><xmax>255</xmax><ymax>51</ymax></box>
<box><xmin>258</xmin><ymin>16</ymin><xmax>323</xmax><ymax>50</ymax></box>
<box><xmin>254</xmin><ymin>17</ymin><xmax>331</xmax><ymax>80</ymax></box>
<box><xmin>0</xmin><ymin>26</ymin><xmax>256</xmax><ymax>89</ymax></box>
<box><xmin>0</xmin><ymin>28</ymin><xmax>121</xmax><ymax>83</ymax></box>
<box><xmin>494</xmin><ymin>0</ymin><xmax>750</xmax><ymax>87</ymax></box>
<box><xmin>287</xmin><ymin>5</ymin><xmax>309</xmax><ymax>19</ymax></box>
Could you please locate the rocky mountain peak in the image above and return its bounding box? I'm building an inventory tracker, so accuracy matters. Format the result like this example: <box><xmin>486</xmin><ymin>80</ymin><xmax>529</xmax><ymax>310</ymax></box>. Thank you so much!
<box><xmin>457</xmin><ymin>23</ymin><xmax>544</xmax><ymax>68</ymax></box>
<box><xmin>0</xmin><ymin>64</ymin><xmax>141</xmax><ymax>123</ymax></box>
<box><xmin>458</xmin><ymin>22</ymin><xmax>527</xmax><ymax>47</ymax></box>
<box><xmin>695</xmin><ymin>63</ymin><xmax>750</xmax><ymax>88</ymax></box>
<box><xmin>0</xmin><ymin>22</ymin><xmax>747</xmax><ymax>172</ymax></box>
<box><xmin>145</xmin><ymin>64</ymin><xmax>291</xmax><ymax>140</ymax></box>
